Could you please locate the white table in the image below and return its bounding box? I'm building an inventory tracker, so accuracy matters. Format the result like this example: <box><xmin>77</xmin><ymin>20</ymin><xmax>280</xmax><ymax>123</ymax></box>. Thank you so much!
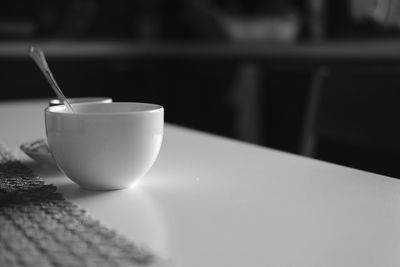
<box><xmin>1</xmin><ymin>99</ymin><xmax>400</xmax><ymax>267</ymax></box>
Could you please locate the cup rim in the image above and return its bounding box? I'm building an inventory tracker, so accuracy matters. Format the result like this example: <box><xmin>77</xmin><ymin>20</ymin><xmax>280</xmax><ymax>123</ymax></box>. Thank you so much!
<box><xmin>49</xmin><ymin>97</ymin><xmax>112</xmax><ymax>105</ymax></box>
<box><xmin>45</xmin><ymin>102</ymin><xmax>163</xmax><ymax>116</ymax></box>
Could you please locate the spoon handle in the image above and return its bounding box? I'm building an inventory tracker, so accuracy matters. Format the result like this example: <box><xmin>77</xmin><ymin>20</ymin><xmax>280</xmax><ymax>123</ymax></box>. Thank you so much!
<box><xmin>29</xmin><ymin>47</ymin><xmax>74</xmax><ymax>112</ymax></box>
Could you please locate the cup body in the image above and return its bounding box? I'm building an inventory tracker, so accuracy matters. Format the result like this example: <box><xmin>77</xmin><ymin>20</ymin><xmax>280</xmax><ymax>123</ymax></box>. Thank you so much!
<box><xmin>45</xmin><ymin>102</ymin><xmax>164</xmax><ymax>190</ymax></box>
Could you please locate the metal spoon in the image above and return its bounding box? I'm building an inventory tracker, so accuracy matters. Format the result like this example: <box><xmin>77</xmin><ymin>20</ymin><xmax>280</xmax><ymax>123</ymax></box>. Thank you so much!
<box><xmin>29</xmin><ymin>47</ymin><xmax>74</xmax><ymax>112</ymax></box>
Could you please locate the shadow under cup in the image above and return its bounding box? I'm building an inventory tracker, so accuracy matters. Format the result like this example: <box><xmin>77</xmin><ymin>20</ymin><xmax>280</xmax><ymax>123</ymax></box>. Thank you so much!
<box><xmin>45</xmin><ymin>102</ymin><xmax>164</xmax><ymax>190</ymax></box>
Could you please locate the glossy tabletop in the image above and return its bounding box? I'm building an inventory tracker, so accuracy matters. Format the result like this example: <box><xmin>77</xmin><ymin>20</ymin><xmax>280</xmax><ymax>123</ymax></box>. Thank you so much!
<box><xmin>1</xmin><ymin>99</ymin><xmax>400</xmax><ymax>267</ymax></box>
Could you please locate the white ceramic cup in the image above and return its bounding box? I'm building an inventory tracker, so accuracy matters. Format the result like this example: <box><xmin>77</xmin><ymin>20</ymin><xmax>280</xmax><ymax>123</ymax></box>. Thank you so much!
<box><xmin>45</xmin><ymin>102</ymin><xmax>164</xmax><ymax>190</ymax></box>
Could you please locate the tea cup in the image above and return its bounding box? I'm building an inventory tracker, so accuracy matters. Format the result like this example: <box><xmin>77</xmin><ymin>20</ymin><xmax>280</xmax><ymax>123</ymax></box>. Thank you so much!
<box><xmin>45</xmin><ymin>102</ymin><xmax>164</xmax><ymax>190</ymax></box>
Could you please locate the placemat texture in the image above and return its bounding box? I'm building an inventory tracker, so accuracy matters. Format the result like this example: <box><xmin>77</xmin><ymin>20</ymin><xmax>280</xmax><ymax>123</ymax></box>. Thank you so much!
<box><xmin>0</xmin><ymin>144</ymin><xmax>156</xmax><ymax>267</ymax></box>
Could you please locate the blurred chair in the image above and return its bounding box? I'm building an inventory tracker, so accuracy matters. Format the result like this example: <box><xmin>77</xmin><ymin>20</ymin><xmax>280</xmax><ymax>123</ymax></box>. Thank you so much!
<box><xmin>300</xmin><ymin>66</ymin><xmax>400</xmax><ymax>178</ymax></box>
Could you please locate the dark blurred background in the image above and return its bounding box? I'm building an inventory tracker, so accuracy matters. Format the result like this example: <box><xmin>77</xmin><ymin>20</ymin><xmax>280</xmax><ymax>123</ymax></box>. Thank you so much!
<box><xmin>2</xmin><ymin>0</ymin><xmax>400</xmax><ymax>178</ymax></box>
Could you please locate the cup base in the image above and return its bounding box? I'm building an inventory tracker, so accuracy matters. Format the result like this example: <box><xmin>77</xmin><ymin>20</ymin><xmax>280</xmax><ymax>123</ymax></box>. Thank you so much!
<box><xmin>77</xmin><ymin>183</ymin><xmax>134</xmax><ymax>191</ymax></box>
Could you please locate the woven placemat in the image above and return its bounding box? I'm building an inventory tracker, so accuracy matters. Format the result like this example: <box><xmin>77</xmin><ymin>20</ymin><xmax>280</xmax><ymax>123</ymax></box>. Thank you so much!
<box><xmin>0</xmin><ymin>145</ymin><xmax>157</xmax><ymax>267</ymax></box>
